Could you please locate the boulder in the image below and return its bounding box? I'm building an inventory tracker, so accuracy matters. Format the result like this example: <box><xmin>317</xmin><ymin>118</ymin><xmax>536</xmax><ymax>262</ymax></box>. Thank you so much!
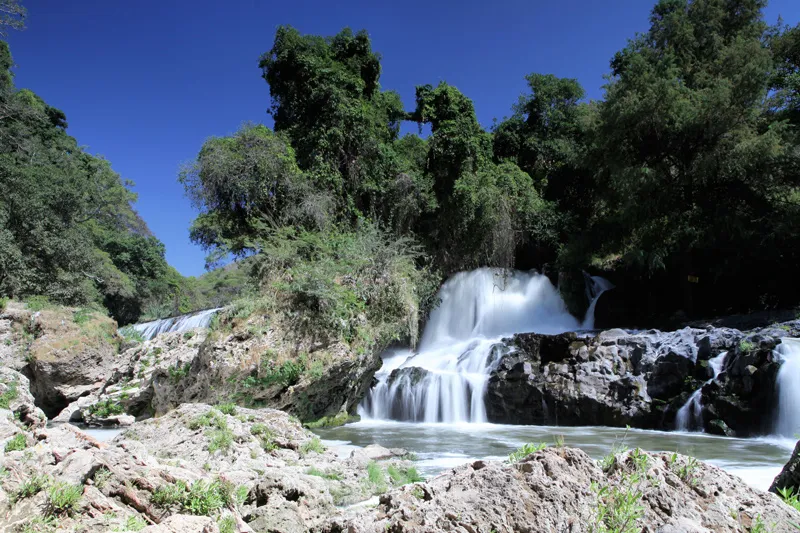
<box><xmin>325</xmin><ymin>447</ymin><xmax>800</xmax><ymax>533</ymax></box>
<box><xmin>770</xmin><ymin>440</ymin><xmax>800</xmax><ymax>495</ymax></box>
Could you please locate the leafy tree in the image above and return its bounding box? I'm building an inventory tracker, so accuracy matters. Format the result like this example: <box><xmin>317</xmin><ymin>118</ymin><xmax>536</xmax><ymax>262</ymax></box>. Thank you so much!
<box><xmin>0</xmin><ymin>0</ymin><xmax>24</xmax><ymax>37</ymax></box>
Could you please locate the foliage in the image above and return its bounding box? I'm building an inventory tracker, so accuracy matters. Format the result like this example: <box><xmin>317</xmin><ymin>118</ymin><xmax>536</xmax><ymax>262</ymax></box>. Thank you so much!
<box><xmin>4</xmin><ymin>432</ymin><xmax>25</xmax><ymax>452</ymax></box>
<box><xmin>739</xmin><ymin>340</ymin><xmax>756</xmax><ymax>353</ymax></box>
<box><xmin>508</xmin><ymin>442</ymin><xmax>546</xmax><ymax>462</ymax></box>
<box><xmin>300</xmin><ymin>436</ymin><xmax>325</xmax><ymax>456</ymax></box>
<box><xmin>87</xmin><ymin>399</ymin><xmax>124</xmax><ymax>418</ymax></box>
<box><xmin>0</xmin><ymin>379</ymin><xmax>18</xmax><ymax>408</ymax></box>
<box><xmin>216</xmin><ymin>402</ymin><xmax>237</xmax><ymax>416</ymax></box>
<box><xmin>15</xmin><ymin>474</ymin><xmax>48</xmax><ymax>501</ymax></box>
<box><xmin>45</xmin><ymin>482</ymin><xmax>82</xmax><ymax>516</ymax></box>
<box><xmin>366</xmin><ymin>461</ymin><xmax>388</xmax><ymax>494</ymax></box>
<box><xmin>592</xmin><ymin>449</ymin><xmax>650</xmax><ymax>533</ymax></box>
<box><xmin>306</xmin><ymin>467</ymin><xmax>342</xmax><ymax>480</ymax></box>
<box><xmin>93</xmin><ymin>467</ymin><xmax>113</xmax><ymax>489</ymax></box>
<box><xmin>387</xmin><ymin>465</ymin><xmax>424</xmax><ymax>485</ymax></box>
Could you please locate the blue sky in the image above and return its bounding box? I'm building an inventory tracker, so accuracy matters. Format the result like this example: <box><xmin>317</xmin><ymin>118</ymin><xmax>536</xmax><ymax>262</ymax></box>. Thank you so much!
<box><xmin>7</xmin><ymin>0</ymin><xmax>800</xmax><ymax>276</ymax></box>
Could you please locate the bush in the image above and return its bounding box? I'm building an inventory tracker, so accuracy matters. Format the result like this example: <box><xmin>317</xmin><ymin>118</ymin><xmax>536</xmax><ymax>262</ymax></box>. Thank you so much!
<box><xmin>216</xmin><ymin>402</ymin><xmax>237</xmax><ymax>416</ymax></box>
<box><xmin>25</xmin><ymin>295</ymin><xmax>52</xmax><ymax>312</ymax></box>
<box><xmin>207</xmin><ymin>426</ymin><xmax>234</xmax><ymax>454</ymax></box>
<box><xmin>87</xmin><ymin>398</ymin><xmax>124</xmax><ymax>418</ymax></box>
<box><xmin>387</xmin><ymin>464</ymin><xmax>424</xmax><ymax>485</ymax></box>
<box><xmin>5</xmin><ymin>433</ymin><xmax>26</xmax><ymax>452</ymax></box>
<box><xmin>46</xmin><ymin>482</ymin><xmax>83</xmax><ymax>516</ymax></box>
<box><xmin>185</xmin><ymin>479</ymin><xmax>225</xmax><ymax>516</ymax></box>
<box><xmin>152</xmin><ymin>480</ymin><xmax>188</xmax><ymax>508</ymax></box>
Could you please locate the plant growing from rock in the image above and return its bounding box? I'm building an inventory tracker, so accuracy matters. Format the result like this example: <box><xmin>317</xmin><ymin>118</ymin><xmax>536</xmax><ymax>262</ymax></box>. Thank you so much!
<box><xmin>508</xmin><ymin>442</ymin><xmax>546</xmax><ymax>462</ymax></box>
<box><xmin>592</xmin><ymin>449</ymin><xmax>650</xmax><ymax>533</ymax></box>
<box><xmin>46</xmin><ymin>482</ymin><xmax>83</xmax><ymax>516</ymax></box>
<box><xmin>15</xmin><ymin>474</ymin><xmax>49</xmax><ymax>501</ymax></box>
<box><xmin>87</xmin><ymin>398</ymin><xmax>124</xmax><ymax>418</ymax></box>
<box><xmin>0</xmin><ymin>379</ymin><xmax>19</xmax><ymax>409</ymax></box>
<box><xmin>387</xmin><ymin>465</ymin><xmax>424</xmax><ymax>485</ymax></box>
<box><xmin>300</xmin><ymin>436</ymin><xmax>325</xmax><ymax>456</ymax></box>
<box><xmin>217</xmin><ymin>402</ymin><xmax>237</xmax><ymax>415</ymax></box>
<box><xmin>366</xmin><ymin>461</ymin><xmax>388</xmax><ymax>494</ymax></box>
<box><xmin>306</xmin><ymin>467</ymin><xmax>342</xmax><ymax>480</ymax></box>
<box><xmin>5</xmin><ymin>433</ymin><xmax>26</xmax><ymax>452</ymax></box>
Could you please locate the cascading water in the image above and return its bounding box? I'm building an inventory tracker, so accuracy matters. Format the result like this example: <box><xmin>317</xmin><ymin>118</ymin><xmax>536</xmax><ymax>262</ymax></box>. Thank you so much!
<box><xmin>132</xmin><ymin>308</ymin><xmax>222</xmax><ymax>340</ymax></box>
<box><xmin>675</xmin><ymin>351</ymin><xmax>728</xmax><ymax>431</ymax></box>
<box><xmin>359</xmin><ymin>268</ymin><xmax>605</xmax><ymax>423</ymax></box>
<box><xmin>774</xmin><ymin>338</ymin><xmax>800</xmax><ymax>437</ymax></box>
<box><xmin>582</xmin><ymin>275</ymin><xmax>614</xmax><ymax>330</ymax></box>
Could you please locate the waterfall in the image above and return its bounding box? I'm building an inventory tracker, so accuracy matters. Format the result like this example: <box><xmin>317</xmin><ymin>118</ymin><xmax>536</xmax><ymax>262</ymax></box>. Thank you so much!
<box><xmin>360</xmin><ymin>268</ymin><xmax>598</xmax><ymax>423</ymax></box>
<box><xmin>775</xmin><ymin>338</ymin><xmax>800</xmax><ymax>437</ymax></box>
<box><xmin>132</xmin><ymin>308</ymin><xmax>222</xmax><ymax>341</ymax></box>
<box><xmin>675</xmin><ymin>351</ymin><xmax>728</xmax><ymax>431</ymax></box>
<box><xmin>582</xmin><ymin>275</ymin><xmax>615</xmax><ymax>330</ymax></box>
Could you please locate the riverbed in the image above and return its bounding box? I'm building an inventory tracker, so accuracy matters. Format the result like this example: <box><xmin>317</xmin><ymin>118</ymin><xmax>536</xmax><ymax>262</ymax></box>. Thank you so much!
<box><xmin>315</xmin><ymin>420</ymin><xmax>794</xmax><ymax>491</ymax></box>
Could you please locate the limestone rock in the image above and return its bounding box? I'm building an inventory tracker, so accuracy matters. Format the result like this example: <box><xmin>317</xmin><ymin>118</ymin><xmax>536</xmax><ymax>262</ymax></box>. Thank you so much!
<box><xmin>770</xmin><ymin>440</ymin><xmax>800</xmax><ymax>494</ymax></box>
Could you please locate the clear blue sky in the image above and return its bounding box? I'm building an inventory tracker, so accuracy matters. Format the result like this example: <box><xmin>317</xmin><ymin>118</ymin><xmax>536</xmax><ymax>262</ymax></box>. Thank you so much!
<box><xmin>7</xmin><ymin>0</ymin><xmax>799</xmax><ymax>276</ymax></box>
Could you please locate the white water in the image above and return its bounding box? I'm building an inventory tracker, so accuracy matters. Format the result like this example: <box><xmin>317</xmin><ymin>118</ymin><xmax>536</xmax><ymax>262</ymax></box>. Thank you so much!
<box><xmin>360</xmin><ymin>268</ymin><xmax>607</xmax><ymax>424</ymax></box>
<box><xmin>582</xmin><ymin>275</ymin><xmax>614</xmax><ymax>330</ymax></box>
<box><xmin>675</xmin><ymin>351</ymin><xmax>728</xmax><ymax>432</ymax></box>
<box><xmin>132</xmin><ymin>308</ymin><xmax>222</xmax><ymax>340</ymax></box>
<box><xmin>775</xmin><ymin>338</ymin><xmax>800</xmax><ymax>437</ymax></box>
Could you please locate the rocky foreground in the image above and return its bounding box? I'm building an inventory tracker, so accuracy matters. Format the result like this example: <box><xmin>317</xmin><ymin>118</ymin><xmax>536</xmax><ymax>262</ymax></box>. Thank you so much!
<box><xmin>2</xmin><ymin>379</ymin><xmax>800</xmax><ymax>532</ymax></box>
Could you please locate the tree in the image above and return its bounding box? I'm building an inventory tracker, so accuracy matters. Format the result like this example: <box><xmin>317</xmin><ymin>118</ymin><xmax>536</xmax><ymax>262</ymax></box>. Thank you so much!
<box><xmin>593</xmin><ymin>0</ymin><xmax>800</xmax><ymax>314</ymax></box>
<box><xmin>0</xmin><ymin>0</ymin><xmax>25</xmax><ymax>37</ymax></box>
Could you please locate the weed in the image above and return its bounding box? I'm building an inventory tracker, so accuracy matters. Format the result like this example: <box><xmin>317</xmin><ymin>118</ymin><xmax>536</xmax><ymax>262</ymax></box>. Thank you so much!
<box><xmin>508</xmin><ymin>442</ymin><xmax>546</xmax><ymax>462</ymax></box>
<box><xmin>366</xmin><ymin>461</ymin><xmax>388</xmax><ymax>494</ymax></box>
<box><xmin>73</xmin><ymin>308</ymin><xmax>94</xmax><ymax>325</ymax></box>
<box><xmin>0</xmin><ymin>296</ymin><xmax>7</xmax><ymax>311</ymax></box>
<box><xmin>600</xmin><ymin>426</ymin><xmax>631</xmax><ymax>472</ymax></box>
<box><xmin>115</xmin><ymin>515</ymin><xmax>147</xmax><ymax>532</ymax></box>
<box><xmin>207</xmin><ymin>426</ymin><xmax>234</xmax><ymax>454</ymax></box>
<box><xmin>152</xmin><ymin>480</ymin><xmax>189</xmax><ymax>507</ymax></box>
<box><xmin>668</xmin><ymin>453</ymin><xmax>699</xmax><ymax>485</ymax></box>
<box><xmin>411</xmin><ymin>486</ymin><xmax>425</xmax><ymax>500</ymax></box>
<box><xmin>15</xmin><ymin>474</ymin><xmax>49</xmax><ymax>502</ymax></box>
<box><xmin>554</xmin><ymin>434</ymin><xmax>565</xmax><ymax>447</ymax></box>
<box><xmin>93</xmin><ymin>467</ymin><xmax>113</xmax><ymax>489</ymax></box>
<box><xmin>183</xmin><ymin>331</ymin><xmax>196</xmax><ymax>340</ymax></box>
<box><xmin>739</xmin><ymin>339</ymin><xmax>755</xmax><ymax>353</ymax></box>
<box><xmin>185</xmin><ymin>479</ymin><xmax>225</xmax><ymax>516</ymax></box>
<box><xmin>46</xmin><ymin>482</ymin><xmax>83</xmax><ymax>516</ymax></box>
<box><xmin>5</xmin><ymin>433</ymin><xmax>27</xmax><ymax>452</ymax></box>
<box><xmin>217</xmin><ymin>402</ymin><xmax>237</xmax><ymax>416</ymax></box>
<box><xmin>300</xmin><ymin>436</ymin><xmax>325</xmax><ymax>456</ymax></box>
<box><xmin>169</xmin><ymin>362</ymin><xmax>191</xmax><ymax>383</ymax></box>
<box><xmin>218</xmin><ymin>515</ymin><xmax>236</xmax><ymax>533</ymax></box>
<box><xmin>187</xmin><ymin>410</ymin><xmax>225</xmax><ymax>430</ymax></box>
<box><xmin>19</xmin><ymin>516</ymin><xmax>56</xmax><ymax>533</ymax></box>
<box><xmin>779</xmin><ymin>487</ymin><xmax>800</xmax><ymax>513</ymax></box>
<box><xmin>750</xmin><ymin>514</ymin><xmax>767</xmax><ymax>533</ymax></box>
<box><xmin>0</xmin><ymin>380</ymin><xmax>19</xmax><ymax>409</ymax></box>
<box><xmin>307</xmin><ymin>467</ymin><xmax>342</xmax><ymax>480</ymax></box>
<box><xmin>25</xmin><ymin>295</ymin><xmax>52</xmax><ymax>312</ymax></box>
<box><xmin>387</xmin><ymin>465</ymin><xmax>424</xmax><ymax>485</ymax></box>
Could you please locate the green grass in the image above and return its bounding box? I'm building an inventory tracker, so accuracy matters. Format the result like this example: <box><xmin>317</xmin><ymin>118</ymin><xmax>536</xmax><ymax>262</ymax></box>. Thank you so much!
<box><xmin>218</xmin><ymin>516</ymin><xmax>236</xmax><ymax>533</ymax></box>
<box><xmin>250</xmin><ymin>423</ymin><xmax>277</xmax><ymax>452</ymax></box>
<box><xmin>87</xmin><ymin>398</ymin><xmax>124</xmax><ymax>418</ymax></box>
<box><xmin>186</xmin><ymin>409</ymin><xmax>226</xmax><ymax>430</ymax></box>
<box><xmin>366</xmin><ymin>461</ymin><xmax>388</xmax><ymax>494</ymax></box>
<box><xmin>300</xmin><ymin>436</ymin><xmax>325</xmax><ymax>456</ymax></box>
<box><xmin>0</xmin><ymin>380</ymin><xmax>19</xmax><ymax>409</ymax></box>
<box><xmin>25</xmin><ymin>295</ymin><xmax>52</xmax><ymax>312</ymax></box>
<box><xmin>778</xmin><ymin>487</ymin><xmax>800</xmax><ymax>513</ymax></box>
<box><xmin>0</xmin><ymin>296</ymin><xmax>8</xmax><ymax>311</ymax></box>
<box><xmin>184</xmin><ymin>479</ymin><xmax>226</xmax><ymax>516</ymax></box>
<box><xmin>15</xmin><ymin>474</ymin><xmax>49</xmax><ymax>501</ymax></box>
<box><xmin>93</xmin><ymin>467</ymin><xmax>112</xmax><ymax>489</ymax></box>
<box><xmin>73</xmin><ymin>308</ymin><xmax>95</xmax><ymax>325</ymax></box>
<box><xmin>152</xmin><ymin>480</ymin><xmax>189</xmax><ymax>507</ymax></box>
<box><xmin>306</xmin><ymin>467</ymin><xmax>342</xmax><ymax>480</ymax></box>
<box><xmin>19</xmin><ymin>516</ymin><xmax>56</xmax><ymax>533</ymax></box>
<box><xmin>5</xmin><ymin>433</ymin><xmax>27</xmax><ymax>452</ymax></box>
<box><xmin>46</xmin><ymin>482</ymin><xmax>83</xmax><ymax>516</ymax></box>
<box><xmin>208</xmin><ymin>426</ymin><xmax>234</xmax><ymax>454</ymax></box>
<box><xmin>115</xmin><ymin>516</ymin><xmax>147</xmax><ymax>532</ymax></box>
<box><xmin>183</xmin><ymin>331</ymin><xmax>196</xmax><ymax>340</ymax></box>
<box><xmin>387</xmin><ymin>464</ymin><xmax>424</xmax><ymax>485</ymax></box>
<box><xmin>169</xmin><ymin>362</ymin><xmax>192</xmax><ymax>383</ymax></box>
<box><xmin>508</xmin><ymin>442</ymin><xmax>546</xmax><ymax>462</ymax></box>
<box><xmin>216</xmin><ymin>402</ymin><xmax>237</xmax><ymax>416</ymax></box>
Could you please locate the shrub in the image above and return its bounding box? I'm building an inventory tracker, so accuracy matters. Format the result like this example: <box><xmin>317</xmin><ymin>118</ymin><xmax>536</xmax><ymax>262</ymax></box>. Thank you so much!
<box><xmin>5</xmin><ymin>433</ymin><xmax>27</xmax><ymax>452</ymax></box>
<box><xmin>46</xmin><ymin>482</ymin><xmax>83</xmax><ymax>516</ymax></box>
<box><xmin>25</xmin><ymin>295</ymin><xmax>52</xmax><ymax>312</ymax></box>
<box><xmin>508</xmin><ymin>442</ymin><xmax>546</xmax><ymax>462</ymax></box>
<box><xmin>186</xmin><ymin>410</ymin><xmax>225</xmax><ymax>430</ymax></box>
<box><xmin>207</xmin><ymin>426</ymin><xmax>234</xmax><ymax>454</ymax></box>
<box><xmin>300</xmin><ymin>436</ymin><xmax>325</xmax><ymax>456</ymax></box>
<box><xmin>87</xmin><ymin>399</ymin><xmax>124</xmax><ymax>418</ymax></box>
<box><xmin>152</xmin><ymin>480</ymin><xmax>188</xmax><ymax>508</ymax></box>
<box><xmin>185</xmin><ymin>479</ymin><xmax>225</xmax><ymax>516</ymax></box>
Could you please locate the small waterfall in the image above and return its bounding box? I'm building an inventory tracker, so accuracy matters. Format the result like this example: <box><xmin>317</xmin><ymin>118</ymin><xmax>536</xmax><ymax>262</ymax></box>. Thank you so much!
<box><xmin>675</xmin><ymin>351</ymin><xmax>728</xmax><ymax>431</ymax></box>
<box><xmin>582</xmin><ymin>274</ymin><xmax>615</xmax><ymax>330</ymax></box>
<box><xmin>775</xmin><ymin>338</ymin><xmax>800</xmax><ymax>437</ymax></box>
<box><xmin>132</xmin><ymin>308</ymin><xmax>222</xmax><ymax>340</ymax></box>
<box><xmin>360</xmin><ymin>268</ymin><xmax>595</xmax><ymax>423</ymax></box>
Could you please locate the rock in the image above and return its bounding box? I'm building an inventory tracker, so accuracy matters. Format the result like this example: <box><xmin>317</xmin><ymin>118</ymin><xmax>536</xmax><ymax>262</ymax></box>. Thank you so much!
<box><xmin>324</xmin><ymin>448</ymin><xmax>800</xmax><ymax>533</ymax></box>
<box><xmin>0</xmin><ymin>367</ymin><xmax>46</xmax><ymax>428</ymax></box>
<box><xmin>141</xmin><ymin>515</ymin><xmax>219</xmax><ymax>533</ymax></box>
<box><xmin>770</xmin><ymin>440</ymin><xmax>800</xmax><ymax>494</ymax></box>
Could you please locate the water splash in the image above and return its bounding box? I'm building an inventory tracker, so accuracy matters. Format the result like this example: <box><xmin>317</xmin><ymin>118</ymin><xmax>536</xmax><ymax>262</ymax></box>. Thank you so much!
<box><xmin>132</xmin><ymin>308</ymin><xmax>222</xmax><ymax>340</ymax></box>
<box><xmin>675</xmin><ymin>351</ymin><xmax>728</xmax><ymax>432</ymax></box>
<box><xmin>775</xmin><ymin>338</ymin><xmax>800</xmax><ymax>437</ymax></box>
<box><xmin>360</xmin><ymin>268</ymin><xmax>604</xmax><ymax>423</ymax></box>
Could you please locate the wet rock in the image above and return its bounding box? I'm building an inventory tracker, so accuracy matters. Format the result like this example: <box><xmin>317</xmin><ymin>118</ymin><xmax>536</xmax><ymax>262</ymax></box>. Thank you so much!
<box><xmin>770</xmin><ymin>440</ymin><xmax>800</xmax><ymax>495</ymax></box>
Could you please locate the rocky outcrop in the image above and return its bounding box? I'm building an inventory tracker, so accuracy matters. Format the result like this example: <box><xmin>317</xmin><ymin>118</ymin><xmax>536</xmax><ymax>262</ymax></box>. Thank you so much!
<box><xmin>485</xmin><ymin>327</ymin><xmax>740</xmax><ymax>428</ymax></box>
<box><xmin>1</xmin><ymin>302</ymin><xmax>125</xmax><ymax>417</ymax></box>
<box><xmin>771</xmin><ymin>440</ymin><xmax>800</xmax><ymax>495</ymax></box>
<box><xmin>483</xmin><ymin>322</ymin><xmax>799</xmax><ymax>436</ymax></box>
<box><xmin>0</xmin><ymin>367</ymin><xmax>46</xmax><ymax>429</ymax></box>
<box><xmin>83</xmin><ymin>312</ymin><xmax>381</xmax><ymax>425</ymax></box>
<box><xmin>326</xmin><ymin>447</ymin><xmax>800</xmax><ymax>533</ymax></box>
<box><xmin>0</xmin><ymin>403</ymin><xmax>417</xmax><ymax>532</ymax></box>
